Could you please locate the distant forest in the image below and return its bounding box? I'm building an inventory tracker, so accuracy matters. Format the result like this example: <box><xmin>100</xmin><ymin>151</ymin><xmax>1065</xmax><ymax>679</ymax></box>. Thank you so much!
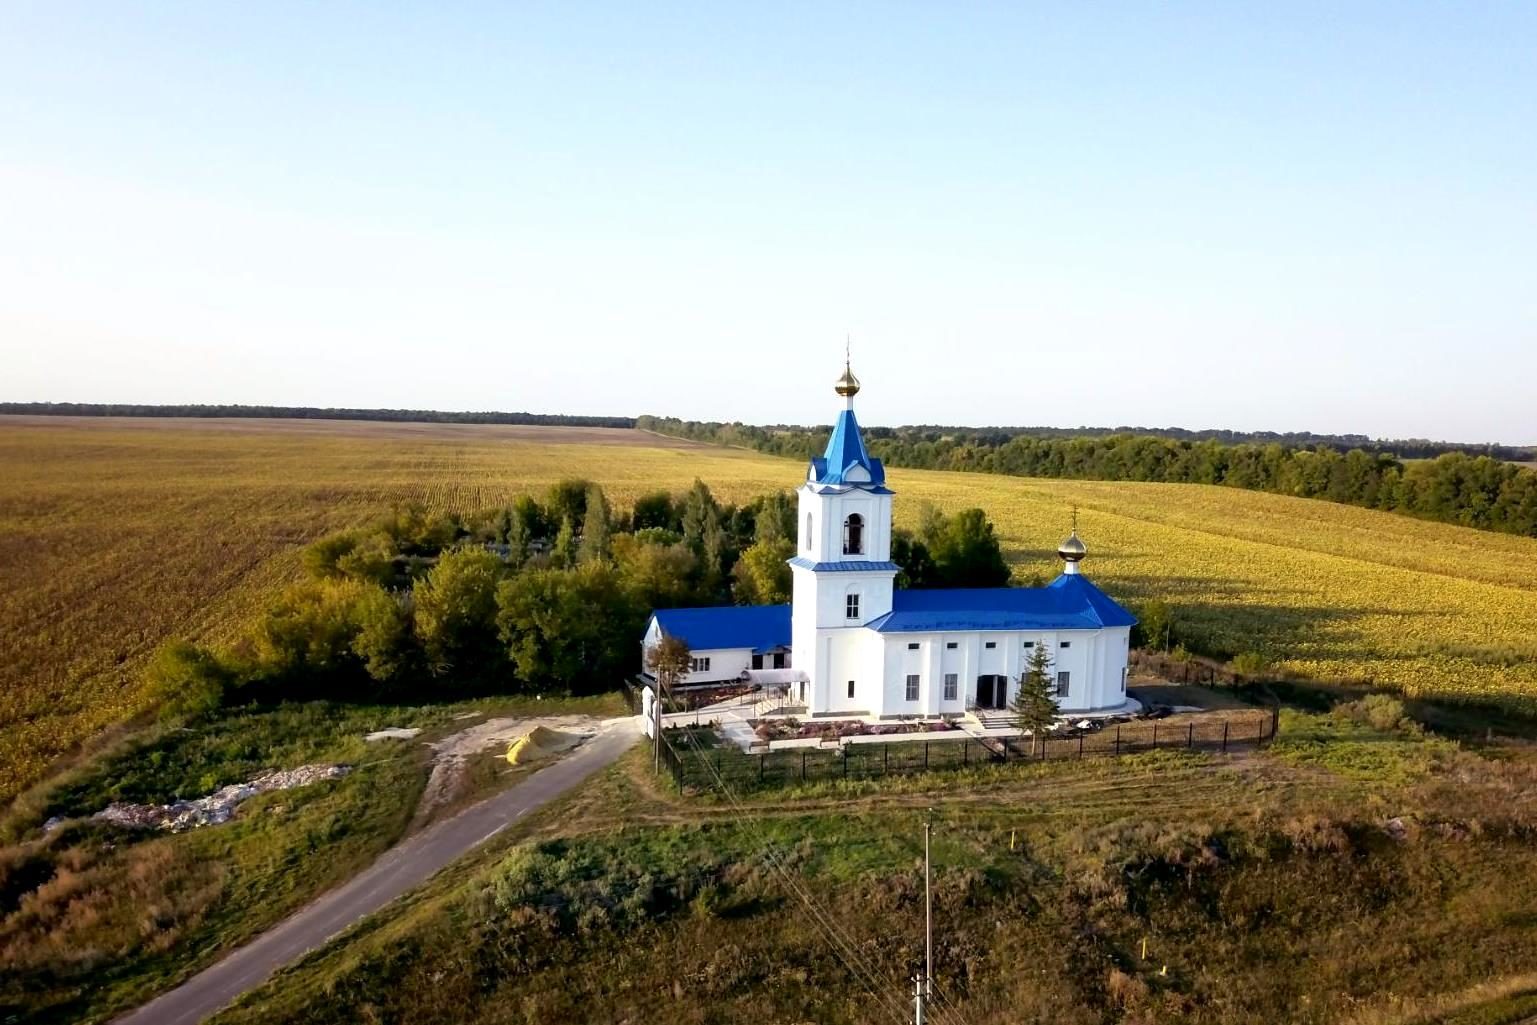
<box><xmin>0</xmin><ymin>402</ymin><xmax>635</xmax><ymax>429</ymax></box>
<box><xmin>7</xmin><ymin>401</ymin><xmax>1535</xmax><ymax>538</ymax></box>
<box><xmin>638</xmin><ymin>416</ymin><xmax>1537</xmax><ymax>539</ymax></box>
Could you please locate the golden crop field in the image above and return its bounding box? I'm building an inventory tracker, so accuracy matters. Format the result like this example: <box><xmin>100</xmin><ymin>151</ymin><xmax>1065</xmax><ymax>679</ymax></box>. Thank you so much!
<box><xmin>4</xmin><ymin>415</ymin><xmax>1537</xmax><ymax>804</ymax></box>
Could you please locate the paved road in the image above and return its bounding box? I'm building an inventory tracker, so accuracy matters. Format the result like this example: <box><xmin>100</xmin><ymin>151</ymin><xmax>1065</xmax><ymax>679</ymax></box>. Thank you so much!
<box><xmin>113</xmin><ymin>717</ymin><xmax>643</xmax><ymax>1025</ymax></box>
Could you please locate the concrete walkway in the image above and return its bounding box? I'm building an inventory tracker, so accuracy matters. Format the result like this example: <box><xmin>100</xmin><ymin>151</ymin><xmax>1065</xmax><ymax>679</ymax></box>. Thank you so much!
<box><xmin>112</xmin><ymin>716</ymin><xmax>644</xmax><ymax>1025</ymax></box>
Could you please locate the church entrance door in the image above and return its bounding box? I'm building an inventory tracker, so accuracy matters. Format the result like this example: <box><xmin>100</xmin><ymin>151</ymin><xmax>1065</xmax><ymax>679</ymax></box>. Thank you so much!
<box><xmin>975</xmin><ymin>675</ymin><xmax>1008</xmax><ymax>710</ymax></box>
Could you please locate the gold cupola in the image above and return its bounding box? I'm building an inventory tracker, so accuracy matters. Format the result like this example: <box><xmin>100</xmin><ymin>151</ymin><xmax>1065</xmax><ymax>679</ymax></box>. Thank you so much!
<box><xmin>834</xmin><ymin>361</ymin><xmax>861</xmax><ymax>398</ymax></box>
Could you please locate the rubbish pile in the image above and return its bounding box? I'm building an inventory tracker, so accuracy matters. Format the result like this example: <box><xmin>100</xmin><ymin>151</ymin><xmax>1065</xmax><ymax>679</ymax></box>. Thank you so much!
<box><xmin>93</xmin><ymin>764</ymin><xmax>351</xmax><ymax>833</ymax></box>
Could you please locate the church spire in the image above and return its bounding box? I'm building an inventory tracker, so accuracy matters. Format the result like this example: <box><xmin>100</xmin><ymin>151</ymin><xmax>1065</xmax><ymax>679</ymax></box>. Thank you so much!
<box><xmin>809</xmin><ymin>352</ymin><xmax>883</xmax><ymax>487</ymax></box>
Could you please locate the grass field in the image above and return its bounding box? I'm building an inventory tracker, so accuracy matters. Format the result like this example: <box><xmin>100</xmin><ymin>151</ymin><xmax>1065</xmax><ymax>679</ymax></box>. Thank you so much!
<box><xmin>198</xmin><ymin>713</ymin><xmax>1537</xmax><ymax>1025</ymax></box>
<box><xmin>4</xmin><ymin>415</ymin><xmax>1537</xmax><ymax>803</ymax></box>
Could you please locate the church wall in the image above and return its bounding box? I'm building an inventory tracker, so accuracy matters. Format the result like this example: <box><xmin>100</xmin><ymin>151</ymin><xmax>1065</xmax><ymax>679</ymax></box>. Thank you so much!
<box><xmin>797</xmin><ymin>486</ymin><xmax>893</xmax><ymax>564</ymax></box>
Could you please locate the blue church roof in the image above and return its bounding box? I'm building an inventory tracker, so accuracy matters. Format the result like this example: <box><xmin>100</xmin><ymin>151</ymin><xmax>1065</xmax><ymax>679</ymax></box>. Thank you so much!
<box><xmin>808</xmin><ymin>409</ymin><xmax>886</xmax><ymax>486</ymax></box>
<box><xmin>865</xmin><ymin>574</ymin><xmax>1138</xmax><ymax>634</ymax></box>
<box><xmin>650</xmin><ymin>604</ymin><xmax>791</xmax><ymax>653</ymax></box>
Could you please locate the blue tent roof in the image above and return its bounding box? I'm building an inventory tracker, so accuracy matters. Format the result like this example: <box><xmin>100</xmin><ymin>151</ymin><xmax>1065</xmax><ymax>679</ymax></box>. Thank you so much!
<box><xmin>865</xmin><ymin>574</ymin><xmax>1137</xmax><ymax>633</ymax></box>
<box><xmin>808</xmin><ymin>409</ymin><xmax>886</xmax><ymax>486</ymax></box>
<box><xmin>650</xmin><ymin>604</ymin><xmax>791</xmax><ymax>653</ymax></box>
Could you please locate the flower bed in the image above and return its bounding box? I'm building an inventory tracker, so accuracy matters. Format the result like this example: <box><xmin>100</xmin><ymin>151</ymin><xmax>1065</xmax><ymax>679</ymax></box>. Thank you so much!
<box><xmin>752</xmin><ymin>717</ymin><xmax>960</xmax><ymax>743</ymax></box>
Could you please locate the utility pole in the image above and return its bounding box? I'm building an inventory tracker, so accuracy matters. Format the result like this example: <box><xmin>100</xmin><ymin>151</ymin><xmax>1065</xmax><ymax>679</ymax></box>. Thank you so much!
<box><xmin>912</xmin><ymin>817</ymin><xmax>933</xmax><ymax>1025</ymax></box>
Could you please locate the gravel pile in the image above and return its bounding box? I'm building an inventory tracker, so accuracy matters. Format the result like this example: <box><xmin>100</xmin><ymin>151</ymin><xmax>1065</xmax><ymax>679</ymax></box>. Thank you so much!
<box><xmin>93</xmin><ymin>764</ymin><xmax>351</xmax><ymax>833</ymax></box>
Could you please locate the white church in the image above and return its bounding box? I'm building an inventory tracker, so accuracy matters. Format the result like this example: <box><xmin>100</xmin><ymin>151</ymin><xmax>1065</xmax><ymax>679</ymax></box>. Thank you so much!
<box><xmin>641</xmin><ymin>363</ymin><xmax>1137</xmax><ymax>719</ymax></box>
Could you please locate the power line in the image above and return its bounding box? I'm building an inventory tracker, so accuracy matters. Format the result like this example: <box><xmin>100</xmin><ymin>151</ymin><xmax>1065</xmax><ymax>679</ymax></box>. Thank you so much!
<box><xmin>671</xmin><ymin>727</ymin><xmax>919</xmax><ymax>1025</ymax></box>
<box><xmin>670</xmin><ymin>728</ymin><xmax>971</xmax><ymax>1025</ymax></box>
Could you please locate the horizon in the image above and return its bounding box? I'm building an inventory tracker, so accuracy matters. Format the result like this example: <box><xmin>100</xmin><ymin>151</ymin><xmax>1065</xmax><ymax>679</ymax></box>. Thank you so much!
<box><xmin>5</xmin><ymin>399</ymin><xmax>1533</xmax><ymax>449</ymax></box>
<box><xmin>3</xmin><ymin>4</ymin><xmax>1535</xmax><ymax>442</ymax></box>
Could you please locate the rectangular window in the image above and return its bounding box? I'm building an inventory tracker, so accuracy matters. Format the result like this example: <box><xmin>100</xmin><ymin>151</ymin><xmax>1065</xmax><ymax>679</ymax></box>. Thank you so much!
<box><xmin>905</xmin><ymin>674</ymin><xmax>920</xmax><ymax>701</ymax></box>
<box><xmin>1023</xmin><ymin>641</ymin><xmax>1035</xmax><ymax>648</ymax></box>
<box><xmin>689</xmin><ymin>657</ymin><xmax>711</xmax><ymax>673</ymax></box>
<box><xmin>751</xmin><ymin>654</ymin><xmax>763</xmax><ymax>670</ymax></box>
<box><xmin>1120</xmin><ymin>667</ymin><xmax>1127</xmax><ymax>693</ymax></box>
<box><xmin>945</xmin><ymin>642</ymin><xmax>958</xmax><ymax>650</ymax></box>
<box><xmin>943</xmin><ymin>673</ymin><xmax>958</xmax><ymax>701</ymax></box>
<box><xmin>847</xmin><ymin>679</ymin><xmax>856</xmax><ymax>699</ymax></box>
<box><xmin>907</xmin><ymin>642</ymin><xmax>920</xmax><ymax>650</ymax></box>
<box><xmin>845</xmin><ymin>594</ymin><xmax>860</xmax><ymax>619</ymax></box>
<box><xmin>1057</xmin><ymin>671</ymin><xmax>1070</xmax><ymax>696</ymax></box>
<box><xmin>1060</xmin><ymin>641</ymin><xmax>1071</xmax><ymax>649</ymax></box>
<box><xmin>984</xmin><ymin>641</ymin><xmax>996</xmax><ymax>649</ymax></box>
<box><xmin>774</xmin><ymin>652</ymin><xmax>787</xmax><ymax>669</ymax></box>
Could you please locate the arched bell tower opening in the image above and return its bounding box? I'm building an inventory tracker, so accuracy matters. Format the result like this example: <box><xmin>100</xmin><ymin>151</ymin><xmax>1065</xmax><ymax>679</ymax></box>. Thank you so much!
<box><xmin>843</xmin><ymin>514</ymin><xmax>864</xmax><ymax>555</ymax></box>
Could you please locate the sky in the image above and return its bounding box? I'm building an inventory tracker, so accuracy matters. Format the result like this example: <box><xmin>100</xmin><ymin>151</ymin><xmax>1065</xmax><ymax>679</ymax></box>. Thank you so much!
<box><xmin>2</xmin><ymin>4</ymin><xmax>1534</xmax><ymax>442</ymax></box>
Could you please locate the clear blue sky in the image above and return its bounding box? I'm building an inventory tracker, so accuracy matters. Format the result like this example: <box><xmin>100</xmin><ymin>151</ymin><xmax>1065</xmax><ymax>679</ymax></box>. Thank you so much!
<box><xmin>2</xmin><ymin>3</ymin><xmax>1533</xmax><ymax>442</ymax></box>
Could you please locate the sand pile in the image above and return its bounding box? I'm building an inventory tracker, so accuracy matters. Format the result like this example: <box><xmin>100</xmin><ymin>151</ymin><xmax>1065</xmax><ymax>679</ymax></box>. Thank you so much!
<box><xmin>505</xmin><ymin>725</ymin><xmax>583</xmax><ymax>765</ymax></box>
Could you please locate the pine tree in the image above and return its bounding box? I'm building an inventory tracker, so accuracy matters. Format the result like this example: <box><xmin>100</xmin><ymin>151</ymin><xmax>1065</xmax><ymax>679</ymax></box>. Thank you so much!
<box><xmin>551</xmin><ymin>515</ymin><xmax>578</xmax><ymax>568</ymax></box>
<box><xmin>579</xmin><ymin>485</ymin><xmax>612</xmax><ymax>564</ymax></box>
<box><xmin>1011</xmin><ymin>644</ymin><xmax>1058</xmax><ymax>734</ymax></box>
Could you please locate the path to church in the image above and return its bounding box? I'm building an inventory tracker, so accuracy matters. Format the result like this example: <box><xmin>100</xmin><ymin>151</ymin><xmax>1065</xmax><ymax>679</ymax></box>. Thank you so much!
<box><xmin>112</xmin><ymin>716</ymin><xmax>645</xmax><ymax>1025</ymax></box>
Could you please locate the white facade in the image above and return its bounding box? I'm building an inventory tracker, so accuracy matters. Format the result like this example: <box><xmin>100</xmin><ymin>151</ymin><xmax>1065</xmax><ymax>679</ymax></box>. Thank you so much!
<box><xmin>642</xmin><ymin>362</ymin><xmax>1135</xmax><ymax>719</ymax></box>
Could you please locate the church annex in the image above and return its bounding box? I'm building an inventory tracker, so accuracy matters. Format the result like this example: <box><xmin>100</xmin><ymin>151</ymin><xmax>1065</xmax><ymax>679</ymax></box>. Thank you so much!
<box><xmin>640</xmin><ymin>363</ymin><xmax>1137</xmax><ymax>718</ymax></box>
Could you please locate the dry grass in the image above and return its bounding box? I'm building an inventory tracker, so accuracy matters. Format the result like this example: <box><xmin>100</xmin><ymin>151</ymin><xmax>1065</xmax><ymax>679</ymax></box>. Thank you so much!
<box><xmin>6</xmin><ymin>415</ymin><xmax>1537</xmax><ymax>804</ymax></box>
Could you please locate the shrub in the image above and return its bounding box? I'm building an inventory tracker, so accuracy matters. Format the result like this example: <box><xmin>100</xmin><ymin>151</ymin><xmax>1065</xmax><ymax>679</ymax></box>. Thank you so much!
<box><xmin>145</xmin><ymin>642</ymin><xmax>233</xmax><ymax>722</ymax></box>
<box><xmin>1333</xmin><ymin>693</ymin><xmax>1418</xmax><ymax>734</ymax></box>
<box><xmin>1231</xmin><ymin>651</ymin><xmax>1269</xmax><ymax>676</ymax></box>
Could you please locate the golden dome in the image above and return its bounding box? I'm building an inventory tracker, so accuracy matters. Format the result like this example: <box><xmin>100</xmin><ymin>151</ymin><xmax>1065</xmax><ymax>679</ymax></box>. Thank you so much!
<box><xmin>834</xmin><ymin>362</ymin><xmax>861</xmax><ymax>398</ymax></box>
<box><xmin>1057</xmin><ymin>531</ymin><xmax>1087</xmax><ymax>562</ymax></box>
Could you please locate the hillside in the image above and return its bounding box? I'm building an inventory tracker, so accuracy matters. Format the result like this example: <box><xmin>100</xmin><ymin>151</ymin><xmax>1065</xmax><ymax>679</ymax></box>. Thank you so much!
<box><xmin>4</xmin><ymin>415</ymin><xmax>1537</xmax><ymax>803</ymax></box>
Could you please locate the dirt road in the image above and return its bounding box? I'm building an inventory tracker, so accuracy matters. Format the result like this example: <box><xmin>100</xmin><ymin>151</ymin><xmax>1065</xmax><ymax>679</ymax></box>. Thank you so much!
<box><xmin>111</xmin><ymin>716</ymin><xmax>642</xmax><ymax>1025</ymax></box>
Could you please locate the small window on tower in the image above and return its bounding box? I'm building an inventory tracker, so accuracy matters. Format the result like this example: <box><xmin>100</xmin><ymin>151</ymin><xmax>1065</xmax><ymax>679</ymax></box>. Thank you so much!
<box><xmin>845</xmin><ymin>593</ymin><xmax>860</xmax><ymax>619</ymax></box>
<box><xmin>847</xmin><ymin>679</ymin><xmax>856</xmax><ymax>699</ymax></box>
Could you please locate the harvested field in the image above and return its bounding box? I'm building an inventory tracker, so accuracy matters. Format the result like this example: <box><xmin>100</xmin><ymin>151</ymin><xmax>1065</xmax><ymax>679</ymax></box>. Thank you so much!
<box><xmin>4</xmin><ymin>416</ymin><xmax>1537</xmax><ymax>804</ymax></box>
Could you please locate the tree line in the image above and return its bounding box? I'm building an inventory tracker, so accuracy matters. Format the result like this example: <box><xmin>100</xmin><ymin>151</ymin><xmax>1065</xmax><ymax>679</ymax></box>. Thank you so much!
<box><xmin>151</xmin><ymin>482</ymin><xmax>1013</xmax><ymax>717</ymax></box>
<box><xmin>639</xmin><ymin>417</ymin><xmax>1537</xmax><ymax>538</ymax></box>
<box><xmin>0</xmin><ymin>401</ymin><xmax>634</xmax><ymax>428</ymax></box>
<box><xmin>637</xmin><ymin>415</ymin><xmax>1534</xmax><ymax>463</ymax></box>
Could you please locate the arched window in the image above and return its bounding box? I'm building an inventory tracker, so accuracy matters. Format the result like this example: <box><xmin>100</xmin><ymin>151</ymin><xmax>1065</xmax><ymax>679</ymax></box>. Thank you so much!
<box><xmin>843</xmin><ymin>513</ymin><xmax>864</xmax><ymax>555</ymax></box>
<box><xmin>804</xmin><ymin>513</ymin><xmax>813</xmax><ymax>551</ymax></box>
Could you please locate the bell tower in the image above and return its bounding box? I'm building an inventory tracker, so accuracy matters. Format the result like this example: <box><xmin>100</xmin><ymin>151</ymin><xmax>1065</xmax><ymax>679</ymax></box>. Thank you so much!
<box><xmin>788</xmin><ymin>359</ymin><xmax>898</xmax><ymax>710</ymax></box>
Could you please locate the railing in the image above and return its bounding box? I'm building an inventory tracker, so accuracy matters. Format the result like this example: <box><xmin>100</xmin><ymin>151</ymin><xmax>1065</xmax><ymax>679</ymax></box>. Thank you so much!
<box><xmin>659</xmin><ymin>710</ymin><xmax>1277</xmax><ymax>793</ymax></box>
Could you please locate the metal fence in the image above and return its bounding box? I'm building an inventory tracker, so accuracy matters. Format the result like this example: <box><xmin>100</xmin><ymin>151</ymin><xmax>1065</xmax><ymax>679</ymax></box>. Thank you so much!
<box><xmin>660</xmin><ymin>711</ymin><xmax>1277</xmax><ymax>793</ymax></box>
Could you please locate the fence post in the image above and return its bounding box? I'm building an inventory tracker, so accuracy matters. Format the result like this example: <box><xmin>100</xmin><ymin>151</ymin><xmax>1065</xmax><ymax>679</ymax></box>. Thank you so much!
<box><xmin>759</xmin><ymin>754</ymin><xmax>765</xmax><ymax>783</ymax></box>
<box><xmin>1222</xmin><ymin>721</ymin><xmax>1229</xmax><ymax>753</ymax></box>
<box><xmin>715</xmin><ymin>751</ymin><xmax>721</xmax><ymax>778</ymax></box>
<box><xmin>1152</xmin><ymin>722</ymin><xmax>1158</xmax><ymax>750</ymax></box>
<box><xmin>1188</xmin><ymin>723</ymin><xmax>1194</xmax><ymax>749</ymax></box>
<box><xmin>884</xmin><ymin>744</ymin><xmax>889</xmax><ymax>774</ymax></box>
<box><xmin>963</xmin><ymin>742</ymin><xmax>969</xmax><ymax>768</ymax></box>
<box><xmin>843</xmin><ymin>749</ymin><xmax>849</xmax><ymax>779</ymax></box>
<box><xmin>801</xmin><ymin>750</ymin><xmax>807</xmax><ymax>781</ymax></box>
<box><xmin>1114</xmin><ymin>726</ymin><xmax>1121</xmax><ymax>757</ymax></box>
<box><xmin>1078</xmin><ymin>733</ymin><xmax>1084</xmax><ymax>760</ymax></box>
<box><xmin>924</xmin><ymin>742</ymin><xmax>930</xmax><ymax>769</ymax></box>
